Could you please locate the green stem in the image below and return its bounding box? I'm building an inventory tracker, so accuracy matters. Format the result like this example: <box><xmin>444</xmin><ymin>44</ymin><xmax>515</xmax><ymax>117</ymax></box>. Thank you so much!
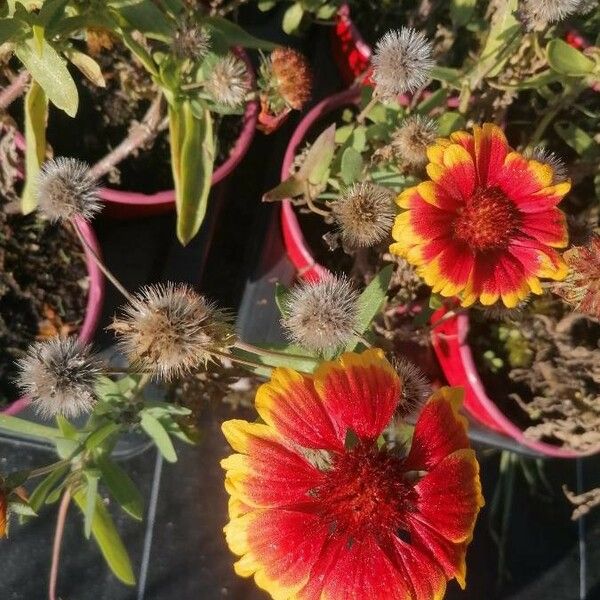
<box><xmin>27</xmin><ymin>459</ymin><xmax>71</xmax><ymax>481</ymax></box>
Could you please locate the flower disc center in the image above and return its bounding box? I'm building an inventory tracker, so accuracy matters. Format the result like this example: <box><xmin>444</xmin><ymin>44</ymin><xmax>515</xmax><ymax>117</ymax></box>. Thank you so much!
<box><xmin>454</xmin><ymin>186</ymin><xmax>521</xmax><ymax>251</ymax></box>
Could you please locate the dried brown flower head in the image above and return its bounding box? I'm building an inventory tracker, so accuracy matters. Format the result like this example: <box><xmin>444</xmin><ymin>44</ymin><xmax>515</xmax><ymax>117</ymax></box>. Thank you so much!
<box><xmin>393</xmin><ymin>356</ymin><xmax>431</xmax><ymax>418</ymax></box>
<box><xmin>36</xmin><ymin>158</ymin><xmax>101</xmax><ymax>223</ymax></box>
<box><xmin>205</xmin><ymin>54</ymin><xmax>251</xmax><ymax>108</ymax></box>
<box><xmin>332</xmin><ymin>182</ymin><xmax>395</xmax><ymax>248</ymax></box>
<box><xmin>392</xmin><ymin>115</ymin><xmax>438</xmax><ymax>168</ymax></box>
<box><xmin>269</xmin><ymin>47</ymin><xmax>312</xmax><ymax>111</ymax></box>
<box><xmin>17</xmin><ymin>337</ymin><xmax>102</xmax><ymax>420</ymax></box>
<box><xmin>554</xmin><ymin>236</ymin><xmax>600</xmax><ymax>320</ymax></box>
<box><xmin>172</xmin><ymin>22</ymin><xmax>211</xmax><ymax>61</ymax></box>
<box><xmin>111</xmin><ymin>283</ymin><xmax>234</xmax><ymax>381</ymax></box>
<box><xmin>281</xmin><ymin>275</ymin><xmax>361</xmax><ymax>354</ymax></box>
<box><xmin>372</xmin><ymin>28</ymin><xmax>434</xmax><ymax>101</ymax></box>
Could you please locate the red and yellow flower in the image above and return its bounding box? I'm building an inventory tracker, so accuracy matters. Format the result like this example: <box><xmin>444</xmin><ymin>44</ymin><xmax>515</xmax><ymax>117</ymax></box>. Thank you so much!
<box><xmin>221</xmin><ymin>349</ymin><xmax>484</xmax><ymax>600</ymax></box>
<box><xmin>390</xmin><ymin>123</ymin><xmax>570</xmax><ymax>307</ymax></box>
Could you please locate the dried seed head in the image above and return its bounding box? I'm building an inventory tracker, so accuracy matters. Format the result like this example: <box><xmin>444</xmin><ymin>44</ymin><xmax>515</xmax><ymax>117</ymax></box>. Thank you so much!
<box><xmin>111</xmin><ymin>283</ymin><xmax>234</xmax><ymax>381</ymax></box>
<box><xmin>392</xmin><ymin>115</ymin><xmax>438</xmax><ymax>168</ymax></box>
<box><xmin>553</xmin><ymin>236</ymin><xmax>600</xmax><ymax>320</ymax></box>
<box><xmin>372</xmin><ymin>28</ymin><xmax>434</xmax><ymax>100</ymax></box>
<box><xmin>478</xmin><ymin>299</ymin><xmax>530</xmax><ymax>322</ymax></box>
<box><xmin>17</xmin><ymin>337</ymin><xmax>102</xmax><ymax>420</ymax></box>
<box><xmin>269</xmin><ymin>47</ymin><xmax>312</xmax><ymax>111</ymax></box>
<box><xmin>172</xmin><ymin>22</ymin><xmax>211</xmax><ymax>61</ymax></box>
<box><xmin>525</xmin><ymin>145</ymin><xmax>568</xmax><ymax>184</ymax></box>
<box><xmin>393</xmin><ymin>356</ymin><xmax>431</xmax><ymax>418</ymax></box>
<box><xmin>519</xmin><ymin>0</ymin><xmax>585</xmax><ymax>30</ymax></box>
<box><xmin>332</xmin><ymin>182</ymin><xmax>395</xmax><ymax>248</ymax></box>
<box><xmin>37</xmin><ymin>158</ymin><xmax>101</xmax><ymax>223</ymax></box>
<box><xmin>281</xmin><ymin>275</ymin><xmax>360</xmax><ymax>354</ymax></box>
<box><xmin>205</xmin><ymin>54</ymin><xmax>251</xmax><ymax>108</ymax></box>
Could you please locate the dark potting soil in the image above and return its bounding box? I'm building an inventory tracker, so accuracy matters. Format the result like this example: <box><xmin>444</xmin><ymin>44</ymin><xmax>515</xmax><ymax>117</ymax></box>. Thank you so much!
<box><xmin>0</xmin><ymin>209</ymin><xmax>88</xmax><ymax>407</ymax></box>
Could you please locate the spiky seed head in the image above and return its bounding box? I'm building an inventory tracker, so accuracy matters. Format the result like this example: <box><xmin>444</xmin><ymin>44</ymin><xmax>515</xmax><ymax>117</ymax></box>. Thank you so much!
<box><xmin>172</xmin><ymin>23</ymin><xmax>211</xmax><ymax>61</ymax></box>
<box><xmin>269</xmin><ymin>47</ymin><xmax>312</xmax><ymax>111</ymax></box>
<box><xmin>519</xmin><ymin>0</ymin><xmax>585</xmax><ymax>30</ymax></box>
<box><xmin>332</xmin><ymin>182</ymin><xmax>395</xmax><ymax>248</ymax></box>
<box><xmin>525</xmin><ymin>145</ymin><xmax>568</xmax><ymax>184</ymax></box>
<box><xmin>392</xmin><ymin>115</ymin><xmax>438</xmax><ymax>168</ymax></box>
<box><xmin>205</xmin><ymin>54</ymin><xmax>251</xmax><ymax>108</ymax></box>
<box><xmin>372</xmin><ymin>28</ymin><xmax>434</xmax><ymax>100</ymax></box>
<box><xmin>36</xmin><ymin>158</ymin><xmax>101</xmax><ymax>223</ymax></box>
<box><xmin>281</xmin><ymin>275</ymin><xmax>360</xmax><ymax>354</ymax></box>
<box><xmin>110</xmin><ymin>283</ymin><xmax>234</xmax><ymax>381</ymax></box>
<box><xmin>17</xmin><ymin>337</ymin><xmax>102</xmax><ymax>420</ymax></box>
<box><xmin>478</xmin><ymin>300</ymin><xmax>530</xmax><ymax>322</ymax></box>
<box><xmin>393</xmin><ymin>356</ymin><xmax>431</xmax><ymax>418</ymax></box>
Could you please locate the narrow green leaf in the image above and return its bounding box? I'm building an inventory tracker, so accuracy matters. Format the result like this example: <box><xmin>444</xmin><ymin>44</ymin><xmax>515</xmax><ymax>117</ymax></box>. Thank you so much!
<box><xmin>547</xmin><ymin>39</ymin><xmax>595</xmax><ymax>76</ymax></box>
<box><xmin>118</xmin><ymin>0</ymin><xmax>173</xmax><ymax>40</ymax></box>
<box><xmin>205</xmin><ymin>15</ymin><xmax>277</xmax><ymax>49</ymax></box>
<box><xmin>56</xmin><ymin>415</ymin><xmax>78</xmax><ymax>440</ymax></box>
<box><xmin>175</xmin><ymin>101</ymin><xmax>214</xmax><ymax>245</ymax></box>
<box><xmin>83</xmin><ymin>470</ymin><xmax>100</xmax><ymax>539</ymax></box>
<box><xmin>16</xmin><ymin>37</ymin><xmax>78</xmax><ymax>116</ymax></box>
<box><xmin>29</xmin><ymin>465</ymin><xmax>69</xmax><ymax>513</ymax></box>
<box><xmin>298</xmin><ymin>124</ymin><xmax>336</xmax><ymax>186</ymax></box>
<box><xmin>85</xmin><ymin>423</ymin><xmax>121</xmax><ymax>451</ymax></box>
<box><xmin>140</xmin><ymin>412</ymin><xmax>177</xmax><ymax>463</ymax></box>
<box><xmin>350</xmin><ymin>265</ymin><xmax>394</xmax><ymax>345</ymax></box>
<box><xmin>73</xmin><ymin>491</ymin><xmax>136</xmax><ymax>586</ymax></box>
<box><xmin>96</xmin><ymin>455</ymin><xmax>144</xmax><ymax>521</ymax></box>
<box><xmin>262</xmin><ymin>175</ymin><xmax>305</xmax><ymax>202</ymax></box>
<box><xmin>0</xmin><ymin>414</ymin><xmax>61</xmax><ymax>440</ymax></box>
<box><xmin>430</xmin><ymin>66</ymin><xmax>462</xmax><ymax>88</ymax></box>
<box><xmin>437</xmin><ymin>111</ymin><xmax>466</xmax><ymax>136</ymax></box>
<box><xmin>66</xmin><ymin>50</ymin><xmax>106</xmax><ymax>87</ymax></box>
<box><xmin>21</xmin><ymin>79</ymin><xmax>48</xmax><ymax>214</ymax></box>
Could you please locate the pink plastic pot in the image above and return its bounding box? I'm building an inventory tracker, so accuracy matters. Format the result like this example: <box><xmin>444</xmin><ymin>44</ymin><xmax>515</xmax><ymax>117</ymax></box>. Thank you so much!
<box><xmin>100</xmin><ymin>49</ymin><xmax>259</xmax><ymax>219</ymax></box>
<box><xmin>431</xmin><ymin>307</ymin><xmax>598</xmax><ymax>458</ymax></box>
<box><xmin>2</xmin><ymin>217</ymin><xmax>105</xmax><ymax>416</ymax></box>
<box><xmin>280</xmin><ymin>87</ymin><xmax>361</xmax><ymax>281</ymax></box>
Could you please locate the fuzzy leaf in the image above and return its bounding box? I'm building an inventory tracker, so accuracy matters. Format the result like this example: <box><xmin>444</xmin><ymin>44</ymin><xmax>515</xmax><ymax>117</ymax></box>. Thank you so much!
<box><xmin>86</xmin><ymin>422</ymin><xmax>121</xmax><ymax>451</ymax></box>
<box><xmin>73</xmin><ymin>491</ymin><xmax>136</xmax><ymax>586</ymax></box>
<box><xmin>298</xmin><ymin>124</ymin><xmax>336</xmax><ymax>186</ymax></box>
<box><xmin>546</xmin><ymin>39</ymin><xmax>595</xmax><ymax>76</ymax></box>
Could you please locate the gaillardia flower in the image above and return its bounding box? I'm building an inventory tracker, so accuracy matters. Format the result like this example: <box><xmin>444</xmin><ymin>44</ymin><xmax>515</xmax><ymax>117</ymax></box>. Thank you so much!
<box><xmin>390</xmin><ymin>123</ymin><xmax>570</xmax><ymax>307</ymax></box>
<box><xmin>222</xmin><ymin>349</ymin><xmax>483</xmax><ymax>600</ymax></box>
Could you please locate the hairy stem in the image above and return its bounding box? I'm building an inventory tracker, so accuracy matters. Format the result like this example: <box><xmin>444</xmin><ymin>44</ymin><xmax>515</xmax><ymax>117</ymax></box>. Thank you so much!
<box><xmin>89</xmin><ymin>95</ymin><xmax>164</xmax><ymax>180</ymax></box>
<box><xmin>0</xmin><ymin>71</ymin><xmax>30</xmax><ymax>110</ymax></box>
<box><xmin>48</xmin><ymin>487</ymin><xmax>72</xmax><ymax>600</ymax></box>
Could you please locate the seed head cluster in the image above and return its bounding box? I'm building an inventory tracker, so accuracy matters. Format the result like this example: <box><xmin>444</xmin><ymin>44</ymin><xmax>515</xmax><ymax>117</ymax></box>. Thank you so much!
<box><xmin>519</xmin><ymin>0</ymin><xmax>587</xmax><ymax>30</ymax></box>
<box><xmin>36</xmin><ymin>157</ymin><xmax>101</xmax><ymax>223</ymax></box>
<box><xmin>17</xmin><ymin>337</ymin><xmax>102</xmax><ymax>420</ymax></box>
<box><xmin>333</xmin><ymin>182</ymin><xmax>395</xmax><ymax>248</ymax></box>
<box><xmin>392</xmin><ymin>115</ymin><xmax>438</xmax><ymax>168</ymax></box>
<box><xmin>111</xmin><ymin>283</ymin><xmax>234</xmax><ymax>381</ymax></box>
<box><xmin>372</xmin><ymin>28</ymin><xmax>434</xmax><ymax>101</ymax></box>
<box><xmin>205</xmin><ymin>54</ymin><xmax>251</xmax><ymax>108</ymax></box>
<box><xmin>281</xmin><ymin>275</ymin><xmax>361</xmax><ymax>354</ymax></box>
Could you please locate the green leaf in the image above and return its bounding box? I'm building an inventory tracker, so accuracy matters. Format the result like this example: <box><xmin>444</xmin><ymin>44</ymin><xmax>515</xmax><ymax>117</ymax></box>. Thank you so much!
<box><xmin>258</xmin><ymin>0</ymin><xmax>276</xmax><ymax>10</ymax></box>
<box><xmin>344</xmin><ymin>428</ymin><xmax>359</xmax><ymax>450</ymax></box>
<box><xmin>16</xmin><ymin>37</ymin><xmax>78</xmax><ymax>116</ymax></box>
<box><xmin>83</xmin><ymin>469</ymin><xmax>100</xmax><ymax>539</ymax></box>
<box><xmin>554</xmin><ymin>121</ymin><xmax>598</xmax><ymax>158</ymax></box>
<box><xmin>437</xmin><ymin>111</ymin><xmax>466</xmax><ymax>136</ymax></box>
<box><xmin>96</xmin><ymin>455</ymin><xmax>144</xmax><ymax>521</ymax></box>
<box><xmin>73</xmin><ymin>491</ymin><xmax>136</xmax><ymax>586</ymax></box>
<box><xmin>261</xmin><ymin>175</ymin><xmax>306</xmax><ymax>203</ymax></box>
<box><xmin>0</xmin><ymin>17</ymin><xmax>29</xmax><ymax>44</ymax></box>
<box><xmin>340</xmin><ymin>147</ymin><xmax>363</xmax><ymax>185</ymax></box>
<box><xmin>118</xmin><ymin>0</ymin><xmax>173</xmax><ymax>40</ymax></box>
<box><xmin>430</xmin><ymin>66</ymin><xmax>462</xmax><ymax>88</ymax></box>
<box><xmin>29</xmin><ymin>465</ymin><xmax>69</xmax><ymax>513</ymax></box>
<box><xmin>205</xmin><ymin>16</ymin><xmax>277</xmax><ymax>50</ymax></box>
<box><xmin>56</xmin><ymin>415</ymin><xmax>78</xmax><ymax>440</ymax></box>
<box><xmin>546</xmin><ymin>39</ymin><xmax>595</xmax><ymax>76</ymax></box>
<box><xmin>20</xmin><ymin>79</ymin><xmax>48</xmax><ymax>214</ymax></box>
<box><xmin>86</xmin><ymin>422</ymin><xmax>121</xmax><ymax>451</ymax></box>
<box><xmin>350</xmin><ymin>265</ymin><xmax>393</xmax><ymax>346</ymax></box>
<box><xmin>67</xmin><ymin>50</ymin><xmax>106</xmax><ymax>87</ymax></box>
<box><xmin>450</xmin><ymin>0</ymin><xmax>476</xmax><ymax>27</ymax></box>
<box><xmin>140</xmin><ymin>412</ymin><xmax>177</xmax><ymax>463</ymax></box>
<box><xmin>282</xmin><ymin>3</ymin><xmax>304</xmax><ymax>35</ymax></box>
<box><xmin>275</xmin><ymin>283</ymin><xmax>291</xmax><ymax>317</ymax></box>
<box><xmin>0</xmin><ymin>414</ymin><xmax>61</xmax><ymax>440</ymax></box>
<box><xmin>299</xmin><ymin>124</ymin><xmax>336</xmax><ymax>186</ymax></box>
<box><xmin>175</xmin><ymin>100</ymin><xmax>214</xmax><ymax>245</ymax></box>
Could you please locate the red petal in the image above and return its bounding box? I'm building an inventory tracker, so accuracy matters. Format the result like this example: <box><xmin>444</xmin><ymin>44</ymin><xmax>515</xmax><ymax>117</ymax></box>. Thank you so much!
<box><xmin>255</xmin><ymin>368</ymin><xmax>342</xmax><ymax>451</ymax></box>
<box><xmin>473</xmin><ymin>124</ymin><xmax>509</xmax><ymax>187</ymax></box>
<box><xmin>404</xmin><ymin>388</ymin><xmax>470</xmax><ymax>472</ymax></box>
<box><xmin>408</xmin><ymin>197</ymin><xmax>455</xmax><ymax>242</ymax></box>
<box><xmin>314</xmin><ymin>349</ymin><xmax>401</xmax><ymax>444</ymax></box>
<box><xmin>412</xmin><ymin>449</ymin><xmax>484</xmax><ymax>544</ymax></box>
<box><xmin>521</xmin><ymin>209</ymin><xmax>568</xmax><ymax>248</ymax></box>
